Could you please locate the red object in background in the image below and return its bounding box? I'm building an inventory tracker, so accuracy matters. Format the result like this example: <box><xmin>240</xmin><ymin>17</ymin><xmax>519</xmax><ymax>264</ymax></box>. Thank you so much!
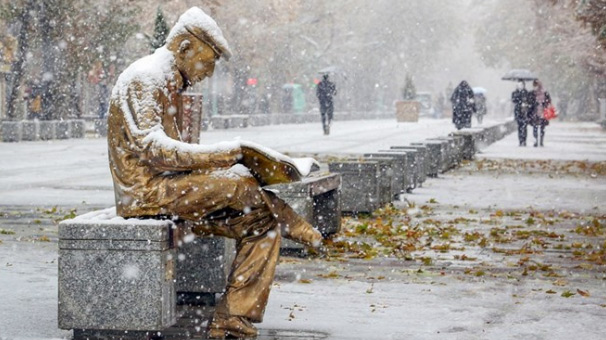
<box><xmin>543</xmin><ymin>105</ymin><xmax>558</xmax><ymax>120</ymax></box>
<box><xmin>247</xmin><ymin>78</ymin><xmax>258</xmax><ymax>86</ymax></box>
<box><xmin>313</xmin><ymin>78</ymin><xmax>320</xmax><ymax>85</ymax></box>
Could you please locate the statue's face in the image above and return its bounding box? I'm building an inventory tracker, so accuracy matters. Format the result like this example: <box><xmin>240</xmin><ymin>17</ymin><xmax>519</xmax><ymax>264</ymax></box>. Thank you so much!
<box><xmin>177</xmin><ymin>37</ymin><xmax>218</xmax><ymax>85</ymax></box>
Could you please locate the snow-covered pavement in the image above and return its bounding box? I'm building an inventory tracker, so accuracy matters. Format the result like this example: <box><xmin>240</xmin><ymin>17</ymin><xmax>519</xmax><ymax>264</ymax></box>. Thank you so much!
<box><xmin>0</xmin><ymin>119</ymin><xmax>605</xmax><ymax>339</ymax></box>
<box><xmin>407</xmin><ymin>121</ymin><xmax>606</xmax><ymax>213</ymax></box>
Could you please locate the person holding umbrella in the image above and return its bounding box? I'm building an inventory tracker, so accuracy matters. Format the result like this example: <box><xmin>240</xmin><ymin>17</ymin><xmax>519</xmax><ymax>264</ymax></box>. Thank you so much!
<box><xmin>511</xmin><ymin>81</ymin><xmax>530</xmax><ymax>146</ymax></box>
<box><xmin>472</xmin><ymin>87</ymin><xmax>488</xmax><ymax>125</ymax></box>
<box><xmin>502</xmin><ymin>69</ymin><xmax>537</xmax><ymax>146</ymax></box>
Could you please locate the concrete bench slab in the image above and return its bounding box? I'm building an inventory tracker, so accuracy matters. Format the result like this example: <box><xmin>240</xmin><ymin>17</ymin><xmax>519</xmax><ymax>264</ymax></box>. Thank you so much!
<box><xmin>94</xmin><ymin>119</ymin><xmax>108</xmax><ymax>137</ymax></box>
<box><xmin>267</xmin><ymin>173</ymin><xmax>342</xmax><ymax>249</ymax></box>
<box><xmin>427</xmin><ymin>136</ymin><xmax>459</xmax><ymax>170</ymax></box>
<box><xmin>175</xmin><ymin>227</ymin><xmax>235</xmax><ymax>300</ymax></box>
<box><xmin>328</xmin><ymin>160</ymin><xmax>383</xmax><ymax>214</ymax></box>
<box><xmin>58</xmin><ymin>208</ymin><xmax>177</xmax><ymax>331</ymax></box>
<box><xmin>70</xmin><ymin>119</ymin><xmax>86</xmax><ymax>138</ymax></box>
<box><xmin>358</xmin><ymin>156</ymin><xmax>396</xmax><ymax>206</ymax></box>
<box><xmin>21</xmin><ymin>120</ymin><xmax>38</xmax><ymax>141</ymax></box>
<box><xmin>364</xmin><ymin>152</ymin><xmax>409</xmax><ymax>195</ymax></box>
<box><xmin>386</xmin><ymin>147</ymin><xmax>426</xmax><ymax>186</ymax></box>
<box><xmin>1</xmin><ymin>121</ymin><xmax>22</xmax><ymax>142</ymax></box>
<box><xmin>56</xmin><ymin>120</ymin><xmax>71</xmax><ymax>139</ymax></box>
<box><xmin>411</xmin><ymin>141</ymin><xmax>444</xmax><ymax>178</ymax></box>
<box><xmin>386</xmin><ymin>147</ymin><xmax>421</xmax><ymax>189</ymax></box>
<box><xmin>38</xmin><ymin>121</ymin><xmax>56</xmax><ymax>140</ymax></box>
<box><xmin>267</xmin><ymin>173</ymin><xmax>341</xmax><ymax>236</ymax></box>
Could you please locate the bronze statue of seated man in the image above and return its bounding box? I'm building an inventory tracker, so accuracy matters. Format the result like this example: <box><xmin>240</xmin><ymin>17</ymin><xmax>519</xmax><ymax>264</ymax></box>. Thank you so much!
<box><xmin>106</xmin><ymin>7</ymin><xmax>322</xmax><ymax>339</ymax></box>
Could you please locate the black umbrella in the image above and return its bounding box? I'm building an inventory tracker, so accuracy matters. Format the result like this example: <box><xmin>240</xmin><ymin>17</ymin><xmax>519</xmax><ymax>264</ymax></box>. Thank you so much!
<box><xmin>501</xmin><ymin>69</ymin><xmax>538</xmax><ymax>81</ymax></box>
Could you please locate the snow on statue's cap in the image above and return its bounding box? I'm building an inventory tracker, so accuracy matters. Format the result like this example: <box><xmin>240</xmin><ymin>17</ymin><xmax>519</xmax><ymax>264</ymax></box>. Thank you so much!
<box><xmin>167</xmin><ymin>7</ymin><xmax>232</xmax><ymax>61</ymax></box>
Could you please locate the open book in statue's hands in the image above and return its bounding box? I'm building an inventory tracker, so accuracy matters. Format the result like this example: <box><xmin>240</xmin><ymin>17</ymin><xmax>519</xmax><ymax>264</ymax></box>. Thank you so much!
<box><xmin>238</xmin><ymin>141</ymin><xmax>319</xmax><ymax>186</ymax></box>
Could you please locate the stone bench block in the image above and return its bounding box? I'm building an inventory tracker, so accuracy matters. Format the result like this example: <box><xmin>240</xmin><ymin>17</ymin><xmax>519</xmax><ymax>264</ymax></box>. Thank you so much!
<box><xmin>328</xmin><ymin>161</ymin><xmax>383</xmax><ymax>214</ymax></box>
<box><xmin>428</xmin><ymin>136</ymin><xmax>460</xmax><ymax>170</ymax></box>
<box><xmin>210</xmin><ymin>116</ymin><xmax>229</xmax><ymax>129</ymax></box>
<box><xmin>432</xmin><ymin>139</ymin><xmax>452</xmax><ymax>172</ymax></box>
<box><xmin>359</xmin><ymin>157</ymin><xmax>395</xmax><ymax>206</ymax></box>
<box><xmin>94</xmin><ymin>119</ymin><xmax>108</xmax><ymax>137</ymax></box>
<box><xmin>228</xmin><ymin>115</ymin><xmax>249</xmax><ymax>128</ymax></box>
<box><xmin>386</xmin><ymin>147</ymin><xmax>421</xmax><ymax>189</ymax></box>
<box><xmin>1</xmin><ymin>121</ymin><xmax>22</xmax><ymax>142</ymax></box>
<box><xmin>201</xmin><ymin>118</ymin><xmax>210</xmax><ymax>131</ymax></box>
<box><xmin>449</xmin><ymin>135</ymin><xmax>466</xmax><ymax>165</ymax></box>
<box><xmin>58</xmin><ymin>208</ymin><xmax>177</xmax><ymax>331</ymax></box>
<box><xmin>364</xmin><ymin>152</ymin><xmax>409</xmax><ymax>195</ymax></box>
<box><xmin>267</xmin><ymin>173</ymin><xmax>341</xmax><ymax>237</ymax></box>
<box><xmin>389</xmin><ymin>145</ymin><xmax>428</xmax><ymax>184</ymax></box>
<box><xmin>39</xmin><ymin>120</ymin><xmax>56</xmax><ymax>140</ymax></box>
<box><xmin>411</xmin><ymin>141</ymin><xmax>444</xmax><ymax>178</ymax></box>
<box><xmin>70</xmin><ymin>119</ymin><xmax>86</xmax><ymax>138</ymax></box>
<box><xmin>175</xmin><ymin>231</ymin><xmax>235</xmax><ymax>298</ymax></box>
<box><xmin>56</xmin><ymin>120</ymin><xmax>71</xmax><ymax>139</ymax></box>
<box><xmin>267</xmin><ymin>173</ymin><xmax>342</xmax><ymax>249</ymax></box>
<box><xmin>21</xmin><ymin>120</ymin><xmax>38</xmax><ymax>141</ymax></box>
<box><xmin>452</xmin><ymin>129</ymin><xmax>484</xmax><ymax>160</ymax></box>
<box><xmin>249</xmin><ymin>114</ymin><xmax>270</xmax><ymax>127</ymax></box>
<box><xmin>365</xmin><ymin>153</ymin><xmax>406</xmax><ymax>196</ymax></box>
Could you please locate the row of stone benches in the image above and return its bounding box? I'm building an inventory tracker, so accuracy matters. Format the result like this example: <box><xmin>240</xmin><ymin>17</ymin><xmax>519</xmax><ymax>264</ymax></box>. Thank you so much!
<box><xmin>327</xmin><ymin>121</ymin><xmax>516</xmax><ymax>214</ymax></box>
<box><xmin>207</xmin><ymin>111</ymin><xmax>394</xmax><ymax>130</ymax></box>
<box><xmin>0</xmin><ymin>119</ymin><xmax>87</xmax><ymax>142</ymax></box>
<box><xmin>90</xmin><ymin>112</ymin><xmax>396</xmax><ymax>137</ymax></box>
<box><xmin>58</xmin><ymin>120</ymin><xmax>516</xmax><ymax>337</ymax></box>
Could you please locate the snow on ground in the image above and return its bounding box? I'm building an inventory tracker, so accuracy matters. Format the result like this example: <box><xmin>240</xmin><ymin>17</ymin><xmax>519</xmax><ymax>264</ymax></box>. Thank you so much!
<box><xmin>405</xmin><ymin>121</ymin><xmax>606</xmax><ymax>213</ymax></box>
<box><xmin>479</xmin><ymin>121</ymin><xmax>606</xmax><ymax>162</ymax></box>
<box><xmin>263</xmin><ymin>275</ymin><xmax>606</xmax><ymax>340</ymax></box>
<box><xmin>0</xmin><ymin>242</ymin><xmax>66</xmax><ymax>340</ymax></box>
<box><xmin>408</xmin><ymin>172</ymin><xmax>606</xmax><ymax>213</ymax></box>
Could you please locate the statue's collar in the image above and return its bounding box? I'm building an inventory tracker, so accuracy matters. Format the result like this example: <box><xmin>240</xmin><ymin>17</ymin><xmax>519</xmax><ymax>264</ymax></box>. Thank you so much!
<box><xmin>170</xmin><ymin>68</ymin><xmax>187</xmax><ymax>94</ymax></box>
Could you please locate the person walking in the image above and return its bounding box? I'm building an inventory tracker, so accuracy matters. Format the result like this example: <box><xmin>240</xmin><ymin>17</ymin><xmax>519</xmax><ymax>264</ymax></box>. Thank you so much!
<box><xmin>316</xmin><ymin>74</ymin><xmax>337</xmax><ymax>135</ymax></box>
<box><xmin>474</xmin><ymin>92</ymin><xmax>487</xmax><ymax>124</ymax></box>
<box><xmin>528</xmin><ymin>79</ymin><xmax>551</xmax><ymax>147</ymax></box>
<box><xmin>450</xmin><ymin>80</ymin><xmax>475</xmax><ymax>130</ymax></box>
<box><xmin>511</xmin><ymin>81</ymin><xmax>530</xmax><ymax>146</ymax></box>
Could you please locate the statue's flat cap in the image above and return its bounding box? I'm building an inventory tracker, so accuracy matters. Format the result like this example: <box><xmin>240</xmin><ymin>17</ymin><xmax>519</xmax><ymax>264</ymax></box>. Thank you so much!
<box><xmin>167</xmin><ymin>7</ymin><xmax>232</xmax><ymax>61</ymax></box>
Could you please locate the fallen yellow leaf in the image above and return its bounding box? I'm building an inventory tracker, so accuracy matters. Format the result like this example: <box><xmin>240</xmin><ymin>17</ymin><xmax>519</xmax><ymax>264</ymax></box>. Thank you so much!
<box><xmin>576</xmin><ymin>289</ymin><xmax>590</xmax><ymax>297</ymax></box>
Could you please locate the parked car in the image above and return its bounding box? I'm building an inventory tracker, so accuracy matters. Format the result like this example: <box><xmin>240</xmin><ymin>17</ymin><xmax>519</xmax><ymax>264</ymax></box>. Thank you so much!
<box><xmin>415</xmin><ymin>92</ymin><xmax>435</xmax><ymax>117</ymax></box>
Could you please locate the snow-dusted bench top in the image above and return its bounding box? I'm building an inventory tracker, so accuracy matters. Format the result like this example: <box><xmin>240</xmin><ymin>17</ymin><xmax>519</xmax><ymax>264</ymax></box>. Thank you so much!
<box><xmin>266</xmin><ymin>173</ymin><xmax>342</xmax><ymax>240</ymax></box>
<box><xmin>58</xmin><ymin>207</ymin><xmax>176</xmax><ymax>252</ymax></box>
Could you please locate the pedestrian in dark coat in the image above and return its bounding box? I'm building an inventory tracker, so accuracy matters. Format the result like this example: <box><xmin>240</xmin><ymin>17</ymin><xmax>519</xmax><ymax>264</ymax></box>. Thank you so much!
<box><xmin>527</xmin><ymin>79</ymin><xmax>551</xmax><ymax>147</ymax></box>
<box><xmin>511</xmin><ymin>81</ymin><xmax>530</xmax><ymax>146</ymax></box>
<box><xmin>474</xmin><ymin>93</ymin><xmax>487</xmax><ymax>124</ymax></box>
<box><xmin>450</xmin><ymin>80</ymin><xmax>476</xmax><ymax>130</ymax></box>
<box><xmin>316</xmin><ymin>74</ymin><xmax>337</xmax><ymax>135</ymax></box>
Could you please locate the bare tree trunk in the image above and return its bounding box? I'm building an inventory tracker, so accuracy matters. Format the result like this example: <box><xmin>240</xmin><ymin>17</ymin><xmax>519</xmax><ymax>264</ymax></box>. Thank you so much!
<box><xmin>6</xmin><ymin>0</ymin><xmax>35</xmax><ymax>121</ymax></box>
<box><xmin>39</xmin><ymin>0</ymin><xmax>59</xmax><ymax>121</ymax></box>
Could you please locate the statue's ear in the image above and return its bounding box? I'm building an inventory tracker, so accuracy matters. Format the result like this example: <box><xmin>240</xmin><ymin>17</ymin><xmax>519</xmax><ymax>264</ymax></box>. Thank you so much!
<box><xmin>178</xmin><ymin>39</ymin><xmax>191</xmax><ymax>54</ymax></box>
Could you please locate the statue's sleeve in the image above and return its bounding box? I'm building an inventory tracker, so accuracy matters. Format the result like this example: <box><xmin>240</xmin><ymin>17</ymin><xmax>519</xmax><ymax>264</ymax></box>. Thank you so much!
<box><xmin>124</xmin><ymin>86</ymin><xmax>241</xmax><ymax>172</ymax></box>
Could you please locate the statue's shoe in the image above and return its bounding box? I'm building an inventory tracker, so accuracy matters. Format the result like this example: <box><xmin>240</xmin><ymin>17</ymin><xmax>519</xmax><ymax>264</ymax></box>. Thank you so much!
<box><xmin>207</xmin><ymin>314</ymin><xmax>258</xmax><ymax>339</ymax></box>
<box><xmin>283</xmin><ymin>218</ymin><xmax>323</xmax><ymax>248</ymax></box>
